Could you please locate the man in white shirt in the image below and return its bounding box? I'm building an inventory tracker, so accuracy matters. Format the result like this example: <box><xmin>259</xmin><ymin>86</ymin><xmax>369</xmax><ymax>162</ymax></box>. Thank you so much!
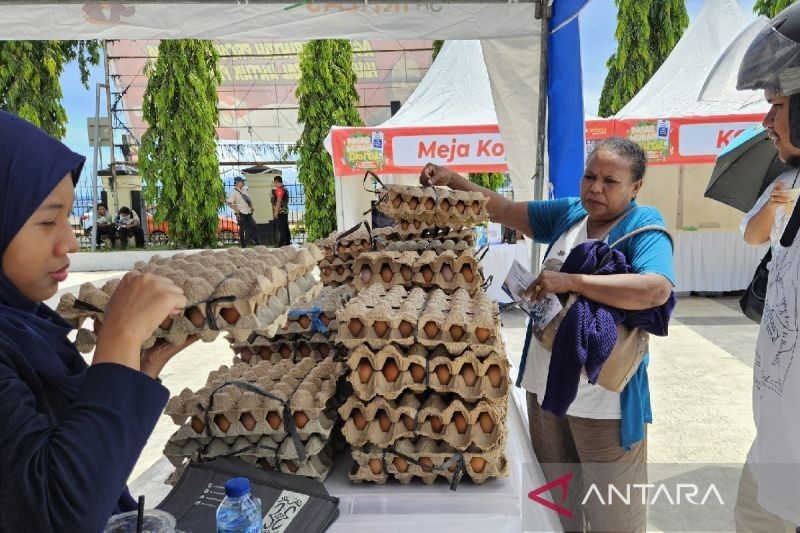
<box><xmin>735</xmin><ymin>5</ymin><xmax>800</xmax><ymax>530</ymax></box>
<box><xmin>226</xmin><ymin>176</ymin><xmax>258</xmax><ymax>247</ymax></box>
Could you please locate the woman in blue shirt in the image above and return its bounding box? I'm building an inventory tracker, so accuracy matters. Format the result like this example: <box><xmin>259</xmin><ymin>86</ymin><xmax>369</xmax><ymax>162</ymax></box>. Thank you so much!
<box><xmin>0</xmin><ymin>110</ymin><xmax>195</xmax><ymax>530</ymax></box>
<box><xmin>421</xmin><ymin>137</ymin><xmax>674</xmax><ymax>532</ymax></box>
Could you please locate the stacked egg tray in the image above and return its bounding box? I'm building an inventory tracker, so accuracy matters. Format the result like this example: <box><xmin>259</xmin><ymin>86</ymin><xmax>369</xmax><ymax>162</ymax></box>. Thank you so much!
<box><xmin>317</xmin><ymin>226</ymin><xmax>393</xmax><ymax>286</ymax></box>
<box><xmin>335</xmin><ymin>284</ymin><xmax>510</xmax><ymax>486</ymax></box>
<box><xmin>229</xmin><ymin>285</ymin><xmax>354</xmax><ymax>366</ymax></box>
<box><xmin>376</xmin><ymin>184</ymin><xmax>489</xmax><ymax>228</ymax></box>
<box><xmin>163</xmin><ymin>358</ymin><xmax>347</xmax><ymax>482</ymax></box>
<box><xmin>352</xmin><ymin>249</ymin><xmax>482</xmax><ymax>294</ymax></box>
<box><xmin>380</xmin><ymin>229</ymin><xmax>475</xmax><ymax>256</ymax></box>
<box><xmin>57</xmin><ymin>246</ymin><xmax>322</xmax><ymax>353</ymax></box>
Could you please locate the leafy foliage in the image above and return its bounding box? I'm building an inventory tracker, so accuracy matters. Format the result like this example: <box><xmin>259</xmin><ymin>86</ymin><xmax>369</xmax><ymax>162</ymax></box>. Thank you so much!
<box><xmin>754</xmin><ymin>0</ymin><xmax>796</xmax><ymax>17</ymax></box>
<box><xmin>468</xmin><ymin>172</ymin><xmax>505</xmax><ymax>192</ymax></box>
<box><xmin>598</xmin><ymin>0</ymin><xmax>688</xmax><ymax>117</ymax></box>
<box><xmin>0</xmin><ymin>40</ymin><xmax>100</xmax><ymax>138</ymax></box>
<box><xmin>139</xmin><ymin>40</ymin><xmax>224</xmax><ymax>249</ymax></box>
<box><xmin>432</xmin><ymin>40</ymin><xmax>444</xmax><ymax>61</ymax></box>
<box><xmin>295</xmin><ymin>40</ymin><xmax>363</xmax><ymax>241</ymax></box>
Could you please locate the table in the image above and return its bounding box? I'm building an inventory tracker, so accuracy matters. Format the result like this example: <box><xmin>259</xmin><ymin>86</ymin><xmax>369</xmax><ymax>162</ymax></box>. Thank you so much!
<box><xmin>130</xmin><ymin>389</ymin><xmax>562</xmax><ymax>532</ymax></box>
<box><xmin>671</xmin><ymin>230</ymin><xmax>768</xmax><ymax>293</ymax></box>
<box><xmin>480</xmin><ymin>242</ymin><xmax>531</xmax><ymax>303</ymax></box>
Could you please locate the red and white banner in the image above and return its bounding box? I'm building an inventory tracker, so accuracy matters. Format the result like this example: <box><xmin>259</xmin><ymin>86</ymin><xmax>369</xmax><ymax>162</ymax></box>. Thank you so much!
<box><xmin>330</xmin><ymin>125</ymin><xmax>509</xmax><ymax>176</ymax></box>
<box><xmin>585</xmin><ymin>114</ymin><xmax>766</xmax><ymax>165</ymax></box>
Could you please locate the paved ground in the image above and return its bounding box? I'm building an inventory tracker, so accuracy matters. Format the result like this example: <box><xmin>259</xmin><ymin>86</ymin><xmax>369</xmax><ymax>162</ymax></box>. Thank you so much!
<box><xmin>51</xmin><ymin>273</ymin><xmax>761</xmax><ymax>529</ymax></box>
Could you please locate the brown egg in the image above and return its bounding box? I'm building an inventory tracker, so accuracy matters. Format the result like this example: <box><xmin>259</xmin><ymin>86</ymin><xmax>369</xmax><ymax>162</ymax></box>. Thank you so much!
<box><xmin>266</xmin><ymin>411</ymin><xmax>282</xmax><ymax>430</ymax></box>
<box><xmin>440</xmin><ymin>263</ymin><xmax>455</xmax><ymax>283</ymax></box>
<box><xmin>279</xmin><ymin>344</ymin><xmax>293</xmax><ymax>360</ymax></box>
<box><xmin>456</xmin><ymin>201</ymin><xmax>466</xmax><ymax>214</ymax></box>
<box><xmin>470</xmin><ymin>457</ymin><xmax>487</xmax><ymax>473</ymax></box>
<box><xmin>401</xmin><ymin>221</ymin><xmax>410</xmax><ymax>230</ymax></box>
<box><xmin>478</xmin><ymin>412</ymin><xmax>495</xmax><ymax>434</ymax></box>
<box><xmin>359</xmin><ymin>267</ymin><xmax>373</xmax><ymax>284</ymax></box>
<box><xmin>452</xmin><ymin>412</ymin><xmax>468</xmax><ymax>434</ymax></box>
<box><xmin>298</xmin><ymin>315</ymin><xmax>311</xmax><ymax>329</ymax></box>
<box><xmin>448</xmin><ymin>461</ymin><xmax>458</xmax><ymax>473</ymax></box>
<box><xmin>190</xmin><ymin>416</ymin><xmax>205</xmax><ymax>434</ymax></box>
<box><xmin>413</xmin><ymin>220</ymin><xmax>422</xmax><ymax>230</ymax></box>
<box><xmin>449</xmin><ymin>324</ymin><xmax>465</xmax><ymax>342</ymax></box>
<box><xmin>430</xmin><ymin>416</ymin><xmax>444</xmax><ymax>433</ymax></box>
<box><xmin>348</xmin><ymin>318</ymin><xmax>364</xmax><ymax>337</ymax></box>
<box><xmin>402</xmin><ymin>414</ymin><xmax>415</xmax><ymax>431</ymax></box>
<box><xmin>259</xmin><ymin>346</ymin><xmax>273</xmax><ymax>360</ymax></box>
<box><xmin>373</xmin><ymin>320</ymin><xmax>389</xmax><ymax>338</ymax></box>
<box><xmin>475</xmin><ymin>327</ymin><xmax>492</xmax><ymax>343</ymax></box>
<box><xmin>357</xmin><ymin>359</ymin><xmax>373</xmax><ymax>384</ymax></box>
<box><xmin>297</xmin><ymin>343</ymin><xmax>312</xmax><ymax>358</ymax></box>
<box><xmin>377</xmin><ymin>411</ymin><xmax>392</xmax><ymax>432</ymax></box>
<box><xmin>408</xmin><ymin>197</ymin><xmax>419</xmax><ymax>210</ymax></box>
<box><xmin>398</xmin><ymin>320</ymin><xmax>414</xmax><ymax>338</ymax></box>
<box><xmin>418</xmin><ymin>457</ymin><xmax>434</xmax><ymax>471</ymax></box>
<box><xmin>283</xmin><ymin>460</ymin><xmax>299</xmax><ymax>473</ymax></box>
<box><xmin>159</xmin><ymin>317</ymin><xmax>173</xmax><ymax>331</ymax></box>
<box><xmin>240</xmin><ymin>412</ymin><xmax>257</xmax><ymax>431</ymax></box>
<box><xmin>409</xmin><ymin>363</ymin><xmax>426</xmax><ymax>383</ymax></box>
<box><xmin>240</xmin><ymin>347</ymin><xmax>253</xmax><ymax>363</ymax></box>
<box><xmin>460</xmin><ymin>264</ymin><xmax>475</xmax><ymax>283</ymax></box>
<box><xmin>393</xmin><ymin>457</ymin><xmax>409</xmax><ymax>473</ymax></box>
<box><xmin>423</xmin><ymin>321</ymin><xmax>439</xmax><ymax>339</ymax></box>
<box><xmin>470</xmin><ymin>202</ymin><xmax>481</xmax><ymax>215</ymax></box>
<box><xmin>380</xmin><ymin>264</ymin><xmax>394</xmax><ymax>283</ymax></box>
<box><xmin>352</xmin><ymin>409</ymin><xmax>367</xmax><ymax>430</ymax></box>
<box><xmin>368</xmin><ymin>458</ymin><xmax>383</xmax><ymax>475</ymax></box>
<box><xmin>318</xmin><ymin>344</ymin><xmax>331</xmax><ymax>357</ymax></box>
<box><xmin>336</xmin><ymin>265</ymin><xmax>345</xmax><ymax>275</ymax></box>
<box><xmin>420</xmin><ymin>265</ymin><xmax>434</xmax><ymax>283</ymax></box>
<box><xmin>257</xmin><ymin>458</ymin><xmax>274</xmax><ymax>471</ymax></box>
<box><xmin>486</xmin><ymin>365</ymin><xmax>503</xmax><ymax>387</ymax></box>
<box><xmin>293</xmin><ymin>411</ymin><xmax>309</xmax><ymax>429</ymax></box>
<box><xmin>435</xmin><ymin>364</ymin><xmax>451</xmax><ymax>386</ymax></box>
<box><xmin>382</xmin><ymin>359</ymin><xmax>400</xmax><ymax>382</ymax></box>
<box><xmin>461</xmin><ymin>363</ymin><xmax>478</xmax><ymax>386</ymax></box>
<box><xmin>220</xmin><ymin>307</ymin><xmax>240</xmax><ymax>325</ymax></box>
<box><xmin>400</xmin><ymin>265</ymin><xmax>413</xmax><ymax>282</ymax></box>
<box><xmin>319</xmin><ymin>313</ymin><xmax>331</xmax><ymax>326</ymax></box>
<box><xmin>187</xmin><ymin>307</ymin><xmax>205</xmax><ymax>328</ymax></box>
<box><xmin>392</xmin><ymin>196</ymin><xmax>403</xmax><ymax>208</ymax></box>
<box><xmin>322</xmin><ymin>267</ymin><xmax>332</xmax><ymax>277</ymax></box>
<box><xmin>424</xmin><ymin>198</ymin><xmax>435</xmax><ymax>210</ymax></box>
<box><xmin>214</xmin><ymin>414</ymin><xmax>231</xmax><ymax>434</ymax></box>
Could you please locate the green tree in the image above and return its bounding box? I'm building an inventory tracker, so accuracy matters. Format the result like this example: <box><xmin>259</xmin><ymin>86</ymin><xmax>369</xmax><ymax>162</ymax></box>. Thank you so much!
<box><xmin>139</xmin><ymin>40</ymin><xmax>223</xmax><ymax>249</ymax></box>
<box><xmin>295</xmin><ymin>40</ymin><xmax>363</xmax><ymax>241</ymax></box>
<box><xmin>468</xmin><ymin>172</ymin><xmax>505</xmax><ymax>192</ymax></box>
<box><xmin>754</xmin><ymin>0</ymin><xmax>796</xmax><ymax>17</ymax></box>
<box><xmin>0</xmin><ymin>40</ymin><xmax>100</xmax><ymax>138</ymax></box>
<box><xmin>432</xmin><ymin>40</ymin><xmax>444</xmax><ymax>61</ymax></box>
<box><xmin>598</xmin><ymin>0</ymin><xmax>688</xmax><ymax>117</ymax></box>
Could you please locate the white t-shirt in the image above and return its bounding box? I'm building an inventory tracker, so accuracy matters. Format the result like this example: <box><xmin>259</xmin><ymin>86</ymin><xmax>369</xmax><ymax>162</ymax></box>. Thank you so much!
<box><xmin>748</xmin><ymin>223</ymin><xmax>800</xmax><ymax>525</ymax></box>
<box><xmin>741</xmin><ymin>169</ymin><xmax>800</xmax><ymax>248</ymax></box>
<box><xmin>520</xmin><ymin>216</ymin><xmax>622</xmax><ymax>418</ymax></box>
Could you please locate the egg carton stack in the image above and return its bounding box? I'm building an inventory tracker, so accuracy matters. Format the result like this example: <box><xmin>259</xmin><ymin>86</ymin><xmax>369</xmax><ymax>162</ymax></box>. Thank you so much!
<box><xmin>228</xmin><ymin>284</ymin><xmax>354</xmax><ymax>366</ymax></box>
<box><xmin>56</xmin><ymin>246</ymin><xmax>323</xmax><ymax>353</ymax></box>
<box><xmin>163</xmin><ymin>358</ymin><xmax>347</xmax><ymax>482</ymax></box>
<box><xmin>317</xmin><ymin>226</ymin><xmax>394</xmax><ymax>286</ymax></box>
<box><xmin>336</xmin><ymin>284</ymin><xmax>511</xmax><ymax>486</ymax></box>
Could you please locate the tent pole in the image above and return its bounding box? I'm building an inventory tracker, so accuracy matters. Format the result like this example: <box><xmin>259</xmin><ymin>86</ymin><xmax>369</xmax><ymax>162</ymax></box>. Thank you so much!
<box><xmin>104</xmin><ymin>40</ymin><xmax>120</xmax><ymax>217</ymax></box>
<box><xmin>531</xmin><ymin>0</ymin><xmax>551</xmax><ymax>274</ymax></box>
<box><xmin>91</xmin><ymin>82</ymin><xmax>102</xmax><ymax>253</ymax></box>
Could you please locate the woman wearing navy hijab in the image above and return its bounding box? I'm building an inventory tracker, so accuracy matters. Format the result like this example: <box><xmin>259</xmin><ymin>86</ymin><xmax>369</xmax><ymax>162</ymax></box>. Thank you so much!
<box><xmin>0</xmin><ymin>110</ymin><xmax>195</xmax><ymax>530</ymax></box>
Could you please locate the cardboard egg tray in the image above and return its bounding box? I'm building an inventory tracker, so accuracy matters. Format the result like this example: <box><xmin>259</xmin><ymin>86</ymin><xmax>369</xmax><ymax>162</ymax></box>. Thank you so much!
<box><xmin>164</xmin><ymin>358</ymin><xmax>345</xmax><ymax>440</ymax></box>
<box><xmin>319</xmin><ymin>257</ymin><xmax>354</xmax><ymax>286</ymax></box>
<box><xmin>376</xmin><ymin>184</ymin><xmax>489</xmax><ymax>227</ymax></box>
<box><xmin>277</xmin><ymin>284</ymin><xmax>355</xmax><ymax>337</ymax></box>
<box><xmin>349</xmin><ymin>437</ymin><xmax>508</xmax><ymax>485</ymax></box>
<box><xmin>338</xmin><ymin>391</ymin><xmax>507</xmax><ymax>452</ymax></box>
<box><xmin>318</xmin><ymin>226</ymin><xmax>394</xmax><ymax>262</ymax></box>
<box><xmin>346</xmin><ymin>344</ymin><xmax>510</xmax><ymax>402</ymax></box>
<box><xmin>230</xmin><ymin>334</ymin><xmax>337</xmax><ymax>366</ymax></box>
<box><xmin>352</xmin><ymin>249</ymin><xmax>482</xmax><ymax>294</ymax></box>
<box><xmin>381</xmin><ymin>230</ymin><xmax>475</xmax><ymax>256</ymax></box>
<box><xmin>336</xmin><ymin>286</ymin><xmax>502</xmax><ymax>356</ymax></box>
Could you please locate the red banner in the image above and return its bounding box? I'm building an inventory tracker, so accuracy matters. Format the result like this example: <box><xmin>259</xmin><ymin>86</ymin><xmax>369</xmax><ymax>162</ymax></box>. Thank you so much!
<box><xmin>585</xmin><ymin>114</ymin><xmax>765</xmax><ymax>165</ymax></box>
<box><xmin>330</xmin><ymin>125</ymin><xmax>509</xmax><ymax>176</ymax></box>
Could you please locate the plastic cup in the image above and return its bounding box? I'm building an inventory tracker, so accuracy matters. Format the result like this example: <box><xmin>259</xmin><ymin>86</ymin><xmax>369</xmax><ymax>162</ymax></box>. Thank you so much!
<box><xmin>103</xmin><ymin>509</ymin><xmax>176</xmax><ymax>533</ymax></box>
<box><xmin>785</xmin><ymin>188</ymin><xmax>800</xmax><ymax>213</ymax></box>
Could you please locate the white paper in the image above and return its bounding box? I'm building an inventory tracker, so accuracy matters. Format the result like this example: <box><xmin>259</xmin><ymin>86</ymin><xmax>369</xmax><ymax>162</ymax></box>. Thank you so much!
<box><xmin>501</xmin><ymin>260</ymin><xmax>562</xmax><ymax>336</ymax></box>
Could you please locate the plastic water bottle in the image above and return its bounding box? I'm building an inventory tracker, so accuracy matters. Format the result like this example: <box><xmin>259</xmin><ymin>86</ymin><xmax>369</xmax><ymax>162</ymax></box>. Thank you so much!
<box><xmin>216</xmin><ymin>477</ymin><xmax>262</xmax><ymax>533</ymax></box>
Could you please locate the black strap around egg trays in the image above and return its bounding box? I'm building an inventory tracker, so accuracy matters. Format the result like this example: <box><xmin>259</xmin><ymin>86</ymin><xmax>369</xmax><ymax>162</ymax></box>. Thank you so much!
<box><xmin>377</xmin><ymin>445</ymin><xmax>467</xmax><ymax>492</ymax></box>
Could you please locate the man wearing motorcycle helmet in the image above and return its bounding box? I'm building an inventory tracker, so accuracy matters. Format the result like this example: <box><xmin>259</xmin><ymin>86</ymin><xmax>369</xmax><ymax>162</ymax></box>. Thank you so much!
<box><xmin>735</xmin><ymin>4</ymin><xmax>800</xmax><ymax>530</ymax></box>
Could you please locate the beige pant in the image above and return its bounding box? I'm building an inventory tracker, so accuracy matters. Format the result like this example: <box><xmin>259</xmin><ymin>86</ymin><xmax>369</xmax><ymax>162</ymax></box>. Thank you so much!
<box><xmin>735</xmin><ymin>463</ymin><xmax>797</xmax><ymax>533</ymax></box>
<box><xmin>527</xmin><ymin>392</ymin><xmax>647</xmax><ymax>533</ymax></box>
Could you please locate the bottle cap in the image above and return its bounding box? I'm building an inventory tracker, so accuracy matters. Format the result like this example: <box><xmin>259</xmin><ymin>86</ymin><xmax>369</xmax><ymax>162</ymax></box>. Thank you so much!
<box><xmin>224</xmin><ymin>477</ymin><xmax>251</xmax><ymax>498</ymax></box>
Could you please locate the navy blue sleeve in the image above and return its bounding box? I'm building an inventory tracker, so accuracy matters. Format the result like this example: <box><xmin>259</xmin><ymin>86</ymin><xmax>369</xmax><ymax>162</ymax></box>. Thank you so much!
<box><xmin>526</xmin><ymin>198</ymin><xmax>574</xmax><ymax>245</ymax></box>
<box><xmin>0</xmin><ymin>360</ymin><xmax>168</xmax><ymax>531</ymax></box>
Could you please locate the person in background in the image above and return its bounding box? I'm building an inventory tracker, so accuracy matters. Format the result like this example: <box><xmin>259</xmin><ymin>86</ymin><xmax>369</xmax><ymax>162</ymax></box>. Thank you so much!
<box><xmin>226</xmin><ymin>176</ymin><xmax>258</xmax><ymax>247</ymax></box>
<box><xmin>421</xmin><ymin>137</ymin><xmax>674</xmax><ymax>532</ymax></box>
<box><xmin>115</xmin><ymin>206</ymin><xmax>145</xmax><ymax>249</ymax></box>
<box><xmin>0</xmin><ymin>110</ymin><xmax>195</xmax><ymax>530</ymax></box>
<box><xmin>92</xmin><ymin>203</ymin><xmax>116</xmax><ymax>248</ymax></box>
<box><xmin>733</xmin><ymin>3</ymin><xmax>800</xmax><ymax>529</ymax></box>
<box><xmin>271</xmin><ymin>175</ymin><xmax>291</xmax><ymax>246</ymax></box>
